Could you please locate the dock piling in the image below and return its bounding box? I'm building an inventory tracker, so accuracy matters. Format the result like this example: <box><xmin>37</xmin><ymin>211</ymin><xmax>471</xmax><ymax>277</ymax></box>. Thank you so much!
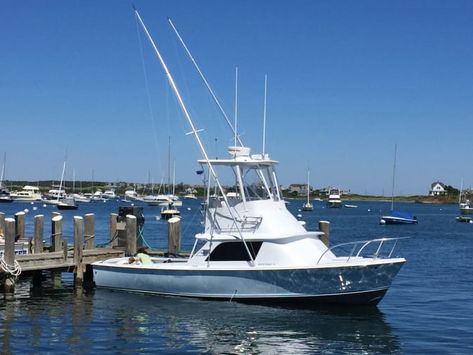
<box><xmin>84</xmin><ymin>213</ymin><xmax>95</xmax><ymax>250</ymax></box>
<box><xmin>168</xmin><ymin>217</ymin><xmax>181</xmax><ymax>256</ymax></box>
<box><xmin>51</xmin><ymin>215</ymin><xmax>63</xmax><ymax>252</ymax></box>
<box><xmin>33</xmin><ymin>215</ymin><xmax>44</xmax><ymax>254</ymax></box>
<box><xmin>318</xmin><ymin>220</ymin><xmax>330</xmax><ymax>247</ymax></box>
<box><xmin>125</xmin><ymin>215</ymin><xmax>137</xmax><ymax>256</ymax></box>
<box><xmin>0</xmin><ymin>212</ymin><xmax>5</xmax><ymax>238</ymax></box>
<box><xmin>73</xmin><ymin>216</ymin><xmax>84</xmax><ymax>287</ymax></box>
<box><xmin>3</xmin><ymin>218</ymin><xmax>17</xmax><ymax>294</ymax></box>
<box><xmin>110</xmin><ymin>213</ymin><xmax>118</xmax><ymax>247</ymax></box>
<box><xmin>15</xmin><ymin>211</ymin><xmax>25</xmax><ymax>241</ymax></box>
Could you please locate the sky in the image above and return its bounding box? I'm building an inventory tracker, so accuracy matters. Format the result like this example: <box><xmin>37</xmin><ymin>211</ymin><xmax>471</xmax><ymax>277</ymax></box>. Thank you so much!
<box><xmin>1</xmin><ymin>0</ymin><xmax>472</xmax><ymax>195</ymax></box>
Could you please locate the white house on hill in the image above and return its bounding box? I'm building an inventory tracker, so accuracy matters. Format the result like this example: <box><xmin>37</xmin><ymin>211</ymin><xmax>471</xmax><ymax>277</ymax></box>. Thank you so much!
<box><xmin>430</xmin><ymin>181</ymin><xmax>446</xmax><ymax>196</ymax></box>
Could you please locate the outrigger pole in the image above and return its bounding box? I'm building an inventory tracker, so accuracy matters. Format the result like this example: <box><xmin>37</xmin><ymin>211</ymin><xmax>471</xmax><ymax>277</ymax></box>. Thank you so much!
<box><xmin>134</xmin><ymin>9</ymin><xmax>255</xmax><ymax>262</ymax></box>
<box><xmin>167</xmin><ymin>18</ymin><xmax>244</xmax><ymax>147</ymax></box>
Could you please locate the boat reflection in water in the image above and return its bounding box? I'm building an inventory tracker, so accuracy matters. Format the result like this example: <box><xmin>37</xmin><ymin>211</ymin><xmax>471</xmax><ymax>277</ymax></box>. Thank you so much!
<box><xmin>90</xmin><ymin>290</ymin><xmax>402</xmax><ymax>354</ymax></box>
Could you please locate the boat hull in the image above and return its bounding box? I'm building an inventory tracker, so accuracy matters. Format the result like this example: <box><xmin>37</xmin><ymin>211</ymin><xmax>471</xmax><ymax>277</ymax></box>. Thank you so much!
<box><xmin>460</xmin><ymin>207</ymin><xmax>473</xmax><ymax>215</ymax></box>
<box><xmin>380</xmin><ymin>216</ymin><xmax>418</xmax><ymax>224</ymax></box>
<box><xmin>93</xmin><ymin>260</ymin><xmax>404</xmax><ymax>305</ymax></box>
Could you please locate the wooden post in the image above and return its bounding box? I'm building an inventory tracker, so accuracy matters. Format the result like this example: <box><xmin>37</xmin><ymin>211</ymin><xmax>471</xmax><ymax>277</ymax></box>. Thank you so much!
<box><xmin>110</xmin><ymin>213</ymin><xmax>118</xmax><ymax>247</ymax></box>
<box><xmin>4</xmin><ymin>218</ymin><xmax>16</xmax><ymax>293</ymax></box>
<box><xmin>319</xmin><ymin>220</ymin><xmax>330</xmax><ymax>247</ymax></box>
<box><xmin>125</xmin><ymin>215</ymin><xmax>137</xmax><ymax>256</ymax></box>
<box><xmin>73</xmin><ymin>216</ymin><xmax>84</xmax><ymax>287</ymax></box>
<box><xmin>0</xmin><ymin>212</ymin><xmax>5</xmax><ymax>238</ymax></box>
<box><xmin>33</xmin><ymin>215</ymin><xmax>44</xmax><ymax>254</ymax></box>
<box><xmin>62</xmin><ymin>238</ymin><xmax>68</xmax><ymax>260</ymax></box>
<box><xmin>168</xmin><ymin>217</ymin><xmax>181</xmax><ymax>256</ymax></box>
<box><xmin>15</xmin><ymin>211</ymin><xmax>25</xmax><ymax>241</ymax></box>
<box><xmin>51</xmin><ymin>215</ymin><xmax>63</xmax><ymax>252</ymax></box>
<box><xmin>84</xmin><ymin>213</ymin><xmax>95</xmax><ymax>250</ymax></box>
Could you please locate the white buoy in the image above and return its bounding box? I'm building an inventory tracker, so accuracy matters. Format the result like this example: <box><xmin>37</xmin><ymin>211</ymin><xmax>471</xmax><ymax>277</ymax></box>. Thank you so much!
<box><xmin>24</xmin><ymin>208</ymin><xmax>29</xmax><ymax>213</ymax></box>
<box><xmin>33</xmin><ymin>206</ymin><xmax>38</xmax><ymax>211</ymax></box>
<box><xmin>297</xmin><ymin>214</ymin><xmax>302</xmax><ymax>219</ymax></box>
<box><xmin>30</xmin><ymin>202</ymin><xmax>34</xmax><ymax>205</ymax></box>
<box><xmin>155</xmin><ymin>216</ymin><xmax>161</xmax><ymax>221</ymax></box>
<box><xmin>187</xmin><ymin>207</ymin><xmax>191</xmax><ymax>211</ymax></box>
<box><xmin>43</xmin><ymin>204</ymin><xmax>47</xmax><ymax>208</ymax></box>
<box><xmin>367</xmin><ymin>209</ymin><xmax>371</xmax><ymax>212</ymax></box>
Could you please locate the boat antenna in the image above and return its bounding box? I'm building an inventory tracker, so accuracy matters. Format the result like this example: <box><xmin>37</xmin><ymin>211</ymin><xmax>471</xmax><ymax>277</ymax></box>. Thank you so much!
<box><xmin>391</xmin><ymin>144</ymin><xmax>397</xmax><ymax>211</ymax></box>
<box><xmin>167</xmin><ymin>18</ymin><xmax>243</xmax><ymax>147</ymax></box>
<box><xmin>134</xmin><ymin>9</ymin><xmax>254</xmax><ymax>261</ymax></box>
<box><xmin>262</xmin><ymin>74</ymin><xmax>268</xmax><ymax>156</ymax></box>
<box><xmin>234</xmin><ymin>67</ymin><xmax>238</xmax><ymax>147</ymax></box>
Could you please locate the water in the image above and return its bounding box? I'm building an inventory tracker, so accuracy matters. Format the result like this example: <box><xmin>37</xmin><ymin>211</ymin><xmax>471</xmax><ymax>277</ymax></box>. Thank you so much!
<box><xmin>1</xmin><ymin>199</ymin><xmax>472</xmax><ymax>354</ymax></box>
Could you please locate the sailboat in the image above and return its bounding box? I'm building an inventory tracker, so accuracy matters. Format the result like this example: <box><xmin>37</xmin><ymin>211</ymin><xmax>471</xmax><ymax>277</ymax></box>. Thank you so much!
<box><xmin>56</xmin><ymin>158</ymin><xmax>78</xmax><ymax>210</ymax></box>
<box><xmin>301</xmin><ymin>169</ymin><xmax>313</xmax><ymax>211</ymax></box>
<box><xmin>93</xmin><ymin>11</ymin><xmax>407</xmax><ymax>305</ymax></box>
<box><xmin>380</xmin><ymin>145</ymin><xmax>417</xmax><ymax>225</ymax></box>
<box><xmin>458</xmin><ymin>179</ymin><xmax>473</xmax><ymax>215</ymax></box>
<box><xmin>0</xmin><ymin>153</ymin><xmax>13</xmax><ymax>203</ymax></box>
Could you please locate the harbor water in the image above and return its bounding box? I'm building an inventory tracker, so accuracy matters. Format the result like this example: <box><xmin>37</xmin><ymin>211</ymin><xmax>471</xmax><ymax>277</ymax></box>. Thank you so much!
<box><xmin>1</xmin><ymin>199</ymin><xmax>472</xmax><ymax>354</ymax></box>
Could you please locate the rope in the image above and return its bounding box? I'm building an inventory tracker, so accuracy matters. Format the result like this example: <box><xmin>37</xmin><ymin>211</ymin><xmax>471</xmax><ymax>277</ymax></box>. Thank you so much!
<box><xmin>0</xmin><ymin>256</ymin><xmax>22</xmax><ymax>278</ymax></box>
<box><xmin>96</xmin><ymin>230</ymin><xmax>118</xmax><ymax>248</ymax></box>
<box><xmin>137</xmin><ymin>226</ymin><xmax>153</xmax><ymax>249</ymax></box>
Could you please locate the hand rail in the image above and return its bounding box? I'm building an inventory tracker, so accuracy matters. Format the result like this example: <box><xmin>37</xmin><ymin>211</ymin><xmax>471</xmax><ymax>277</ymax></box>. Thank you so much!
<box><xmin>316</xmin><ymin>237</ymin><xmax>408</xmax><ymax>264</ymax></box>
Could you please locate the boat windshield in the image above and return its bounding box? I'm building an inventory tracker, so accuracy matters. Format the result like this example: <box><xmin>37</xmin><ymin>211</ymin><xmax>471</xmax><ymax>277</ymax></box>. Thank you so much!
<box><xmin>235</xmin><ymin>165</ymin><xmax>280</xmax><ymax>202</ymax></box>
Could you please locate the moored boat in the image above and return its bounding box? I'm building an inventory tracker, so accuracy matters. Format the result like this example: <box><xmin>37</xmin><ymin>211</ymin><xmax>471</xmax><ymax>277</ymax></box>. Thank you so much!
<box><xmin>93</xmin><ymin>10</ymin><xmax>407</xmax><ymax>306</ymax></box>
<box><xmin>10</xmin><ymin>185</ymin><xmax>42</xmax><ymax>201</ymax></box>
<box><xmin>380</xmin><ymin>211</ymin><xmax>418</xmax><ymax>225</ymax></box>
<box><xmin>327</xmin><ymin>189</ymin><xmax>342</xmax><ymax>208</ymax></box>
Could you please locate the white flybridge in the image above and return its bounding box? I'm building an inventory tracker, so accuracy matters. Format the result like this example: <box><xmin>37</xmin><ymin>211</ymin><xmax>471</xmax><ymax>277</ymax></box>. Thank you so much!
<box><xmin>93</xmin><ymin>10</ymin><xmax>407</xmax><ymax>305</ymax></box>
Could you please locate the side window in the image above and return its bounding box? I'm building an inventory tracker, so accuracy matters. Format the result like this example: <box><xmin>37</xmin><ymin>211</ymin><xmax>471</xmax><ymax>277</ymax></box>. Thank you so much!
<box><xmin>206</xmin><ymin>242</ymin><xmax>263</xmax><ymax>261</ymax></box>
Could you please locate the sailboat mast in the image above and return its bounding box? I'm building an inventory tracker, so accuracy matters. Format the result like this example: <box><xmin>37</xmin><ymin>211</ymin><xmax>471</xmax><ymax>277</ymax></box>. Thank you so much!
<box><xmin>58</xmin><ymin>160</ymin><xmax>66</xmax><ymax>202</ymax></box>
<box><xmin>0</xmin><ymin>152</ymin><xmax>5</xmax><ymax>188</ymax></box>
<box><xmin>167</xmin><ymin>18</ymin><xmax>244</xmax><ymax>147</ymax></box>
<box><xmin>263</xmin><ymin>75</ymin><xmax>267</xmax><ymax>156</ymax></box>
<box><xmin>391</xmin><ymin>144</ymin><xmax>397</xmax><ymax>211</ymax></box>
<box><xmin>167</xmin><ymin>136</ymin><xmax>171</xmax><ymax>194</ymax></box>
<box><xmin>307</xmin><ymin>169</ymin><xmax>310</xmax><ymax>205</ymax></box>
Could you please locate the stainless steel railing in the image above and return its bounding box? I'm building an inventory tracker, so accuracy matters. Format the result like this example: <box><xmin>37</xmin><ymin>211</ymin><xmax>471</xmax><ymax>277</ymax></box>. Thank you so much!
<box><xmin>316</xmin><ymin>237</ymin><xmax>408</xmax><ymax>264</ymax></box>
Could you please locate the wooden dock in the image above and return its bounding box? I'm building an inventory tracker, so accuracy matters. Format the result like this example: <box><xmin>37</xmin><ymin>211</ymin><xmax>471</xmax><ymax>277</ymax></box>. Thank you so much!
<box><xmin>0</xmin><ymin>211</ymin><xmax>152</xmax><ymax>294</ymax></box>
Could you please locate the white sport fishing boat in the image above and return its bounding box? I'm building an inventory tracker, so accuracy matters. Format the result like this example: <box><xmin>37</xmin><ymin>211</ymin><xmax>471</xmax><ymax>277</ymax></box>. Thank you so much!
<box><xmin>93</xmin><ymin>10</ymin><xmax>406</xmax><ymax>305</ymax></box>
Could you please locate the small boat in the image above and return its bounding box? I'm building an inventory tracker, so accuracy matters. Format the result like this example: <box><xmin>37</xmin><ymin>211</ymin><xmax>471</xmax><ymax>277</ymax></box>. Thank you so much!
<box><xmin>301</xmin><ymin>169</ymin><xmax>313</xmax><ymax>211</ymax></box>
<box><xmin>160</xmin><ymin>202</ymin><xmax>181</xmax><ymax>220</ymax></box>
<box><xmin>380</xmin><ymin>211</ymin><xmax>418</xmax><ymax>225</ymax></box>
<box><xmin>459</xmin><ymin>200</ymin><xmax>473</xmax><ymax>215</ymax></box>
<box><xmin>57</xmin><ymin>196</ymin><xmax>78</xmax><ymax>210</ymax></box>
<box><xmin>72</xmin><ymin>193</ymin><xmax>91</xmax><ymax>203</ymax></box>
<box><xmin>103</xmin><ymin>189</ymin><xmax>117</xmax><ymax>200</ymax></box>
<box><xmin>380</xmin><ymin>145</ymin><xmax>417</xmax><ymax>225</ymax></box>
<box><xmin>456</xmin><ymin>215</ymin><xmax>472</xmax><ymax>223</ymax></box>
<box><xmin>94</xmin><ymin>11</ymin><xmax>407</xmax><ymax>305</ymax></box>
<box><xmin>143</xmin><ymin>194</ymin><xmax>172</xmax><ymax>206</ymax></box>
<box><xmin>327</xmin><ymin>189</ymin><xmax>342</xmax><ymax>208</ymax></box>
<box><xmin>0</xmin><ymin>188</ymin><xmax>13</xmax><ymax>203</ymax></box>
<box><xmin>183</xmin><ymin>193</ymin><xmax>198</xmax><ymax>199</ymax></box>
<box><xmin>10</xmin><ymin>185</ymin><xmax>42</xmax><ymax>201</ymax></box>
<box><xmin>344</xmin><ymin>204</ymin><xmax>358</xmax><ymax>208</ymax></box>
